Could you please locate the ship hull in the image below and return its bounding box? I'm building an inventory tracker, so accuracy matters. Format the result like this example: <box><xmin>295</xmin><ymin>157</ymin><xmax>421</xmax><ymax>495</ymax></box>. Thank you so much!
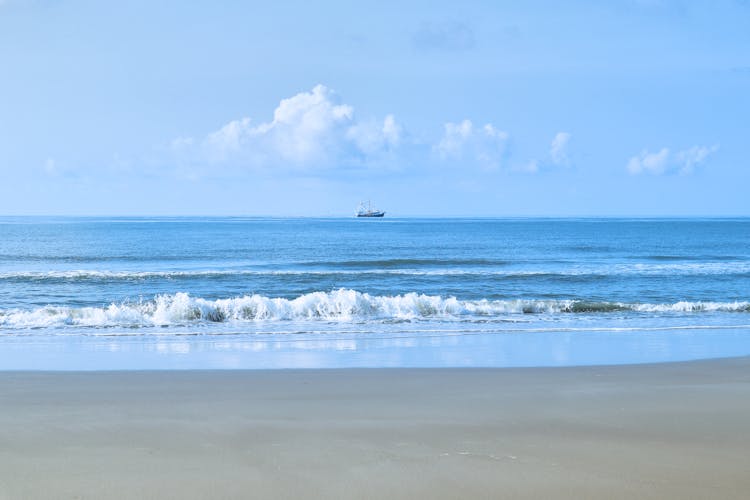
<box><xmin>356</xmin><ymin>212</ymin><xmax>385</xmax><ymax>218</ymax></box>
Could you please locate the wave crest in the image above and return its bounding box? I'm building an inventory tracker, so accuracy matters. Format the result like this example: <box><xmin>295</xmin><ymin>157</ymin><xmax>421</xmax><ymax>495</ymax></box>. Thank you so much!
<box><xmin>1</xmin><ymin>290</ymin><xmax>748</xmax><ymax>330</ymax></box>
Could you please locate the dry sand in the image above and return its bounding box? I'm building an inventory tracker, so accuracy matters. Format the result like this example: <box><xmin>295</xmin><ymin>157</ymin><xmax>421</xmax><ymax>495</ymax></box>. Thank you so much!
<box><xmin>1</xmin><ymin>358</ymin><xmax>750</xmax><ymax>499</ymax></box>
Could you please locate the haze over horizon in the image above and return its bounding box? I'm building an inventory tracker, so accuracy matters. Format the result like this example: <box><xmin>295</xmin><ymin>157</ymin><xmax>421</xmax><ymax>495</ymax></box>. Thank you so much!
<box><xmin>1</xmin><ymin>0</ymin><xmax>748</xmax><ymax>216</ymax></box>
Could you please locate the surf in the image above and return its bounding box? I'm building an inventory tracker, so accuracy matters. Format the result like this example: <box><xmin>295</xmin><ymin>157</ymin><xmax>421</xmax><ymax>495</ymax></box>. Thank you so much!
<box><xmin>1</xmin><ymin>289</ymin><xmax>748</xmax><ymax>330</ymax></box>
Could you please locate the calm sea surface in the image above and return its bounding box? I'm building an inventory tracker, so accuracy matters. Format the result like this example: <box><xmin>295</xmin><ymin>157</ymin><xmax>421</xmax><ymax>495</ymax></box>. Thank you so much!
<box><xmin>1</xmin><ymin>217</ymin><xmax>749</xmax><ymax>369</ymax></box>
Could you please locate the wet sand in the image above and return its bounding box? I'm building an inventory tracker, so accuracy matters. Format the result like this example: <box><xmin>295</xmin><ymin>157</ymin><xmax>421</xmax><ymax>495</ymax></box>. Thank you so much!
<box><xmin>1</xmin><ymin>358</ymin><xmax>750</xmax><ymax>499</ymax></box>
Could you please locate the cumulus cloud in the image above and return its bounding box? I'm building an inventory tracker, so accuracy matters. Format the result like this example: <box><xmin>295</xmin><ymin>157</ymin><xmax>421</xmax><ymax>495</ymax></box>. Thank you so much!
<box><xmin>549</xmin><ymin>132</ymin><xmax>572</xmax><ymax>166</ymax></box>
<box><xmin>627</xmin><ymin>145</ymin><xmax>718</xmax><ymax>175</ymax></box>
<box><xmin>173</xmin><ymin>86</ymin><xmax>580</xmax><ymax>178</ymax></box>
<box><xmin>435</xmin><ymin>120</ymin><xmax>509</xmax><ymax>170</ymax></box>
<box><xmin>177</xmin><ymin>85</ymin><xmax>402</xmax><ymax>171</ymax></box>
<box><xmin>628</xmin><ymin>148</ymin><xmax>670</xmax><ymax>174</ymax></box>
<box><xmin>346</xmin><ymin>114</ymin><xmax>401</xmax><ymax>154</ymax></box>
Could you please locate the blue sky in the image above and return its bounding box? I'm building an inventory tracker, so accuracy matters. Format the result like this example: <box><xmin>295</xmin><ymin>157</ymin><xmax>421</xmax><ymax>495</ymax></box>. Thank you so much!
<box><xmin>1</xmin><ymin>0</ymin><xmax>748</xmax><ymax>216</ymax></box>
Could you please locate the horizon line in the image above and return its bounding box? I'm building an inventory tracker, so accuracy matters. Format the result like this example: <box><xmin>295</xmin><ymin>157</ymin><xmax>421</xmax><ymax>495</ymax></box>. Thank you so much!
<box><xmin>2</xmin><ymin>214</ymin><xmax>750</xmax><ymax>219</ymax></box>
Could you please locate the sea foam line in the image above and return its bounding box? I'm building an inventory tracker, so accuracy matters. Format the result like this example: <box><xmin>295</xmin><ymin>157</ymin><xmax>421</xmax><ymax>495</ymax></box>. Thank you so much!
<box><xmin>0</xmin><ymin>290</ymin><xmax>748</xmax><ymax>330</ymax></box>
<box><xmin>2</xmin><ymin>261</ymin><xmax>750</xmax><ymax>281</ymax></box>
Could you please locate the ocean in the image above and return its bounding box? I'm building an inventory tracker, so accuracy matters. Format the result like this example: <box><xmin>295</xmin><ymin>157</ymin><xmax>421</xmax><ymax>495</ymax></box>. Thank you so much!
<box><xmin>1</xmin><ymin>217</ymin><xmax>749</xmax><ymax>369</ymax></box>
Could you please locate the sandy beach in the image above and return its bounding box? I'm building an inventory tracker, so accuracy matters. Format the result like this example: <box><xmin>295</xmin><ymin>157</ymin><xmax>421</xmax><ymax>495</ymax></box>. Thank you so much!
<box><xmin>1</xmin><ymin>358</ymin><xmax>749</xmax><ymax>499</ymax></box>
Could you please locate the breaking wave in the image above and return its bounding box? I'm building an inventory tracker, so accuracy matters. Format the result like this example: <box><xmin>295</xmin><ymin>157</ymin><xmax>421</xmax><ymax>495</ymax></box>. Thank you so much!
<box><xmin>1</xmin><ymin>290</ymin><xmax>748</xmax><ymax>330</ymax></box>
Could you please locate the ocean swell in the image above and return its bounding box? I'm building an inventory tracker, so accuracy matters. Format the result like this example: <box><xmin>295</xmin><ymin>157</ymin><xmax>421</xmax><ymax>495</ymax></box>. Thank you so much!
<box><xmin>2</xmin><ymin>260</ymin><xmax>750</xmax><ymax>282</ymax></box>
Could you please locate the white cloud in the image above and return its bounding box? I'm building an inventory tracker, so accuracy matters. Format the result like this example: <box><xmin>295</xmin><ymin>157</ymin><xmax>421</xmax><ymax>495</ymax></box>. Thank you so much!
<box><xmin>346</xmin><ymin>114</ymin><xmax>401</xmax><ymax>154</ymax></box>
<box><xmin>206</xmin><ymin>118</ymin><xmax>253</xmax><ymax>157</ymax></box>
<box><xmin>549</xmin><ymin>132</ymin><xmax>572</xmax><ymax>166</ymax></box>
<box><xmin>173</xmin><ymin>87</ymin><xmax>580</xmax><ymax>178</ymax></box>
<box><xmin>179</xmin><ymin>85</ymin><xmax>401</xmax><ymax>170</ymax></box>
<box><xmin>627</xmin><ymin>148</ymin><xmax>670</xmax><ymax>174</ymax></box>
<box><xmin>435</xmin><ymin>119</ymin><xmax>474</xmax><ymax>158</ymax></box>
<box><xmin>382</xmin><ymin>115</ymin><xmax>401</xmax><ymax>145</ymax></box>
<box><xmin>627</xmin><ymin>145</ymin><xmax>718</xmax><ymax>175</ymax></box>
<box><xmin>675</xmin><ymin>145</ymin><xmax>720</xmax><ymax>174</ymax></box>
<box><xmin>435</xmin><ymin>119</ymin><xmax>509</xmax><ymax>169</ymax></box>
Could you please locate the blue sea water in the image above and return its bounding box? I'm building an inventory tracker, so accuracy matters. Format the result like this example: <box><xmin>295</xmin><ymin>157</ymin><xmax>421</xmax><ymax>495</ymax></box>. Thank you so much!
<box><xmin>0</xmin><ymin>217</ymin><xmax>748</xmax><ymax>369</ymax></box>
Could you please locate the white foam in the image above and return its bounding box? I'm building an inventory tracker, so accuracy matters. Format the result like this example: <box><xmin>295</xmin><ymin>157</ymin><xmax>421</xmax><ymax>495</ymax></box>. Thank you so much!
<box><xmin>632</xmin><ymin>301</ymin><xmax>750</xmax><ymax>313</ymax></box>
<box><xmin>0</xmin><ymin>290</ymin><xmax>748</xmax><ymax>330</ymax></box>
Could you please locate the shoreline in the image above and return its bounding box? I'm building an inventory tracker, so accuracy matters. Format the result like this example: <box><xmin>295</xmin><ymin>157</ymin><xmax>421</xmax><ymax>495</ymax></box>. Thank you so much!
<box><xmin>2</xmin><ymin>325</ymin><xmax>749</xmax><ymax>370</ymax></box>
<box><xmin>2</xmin><ymin>352</ymin><xmax>750</xmax><ymax>373</ymax></box>
<box><xmin>2</xmin><ymin>357</ymin><xmax>750</xmax><ymax>499</ymax></box>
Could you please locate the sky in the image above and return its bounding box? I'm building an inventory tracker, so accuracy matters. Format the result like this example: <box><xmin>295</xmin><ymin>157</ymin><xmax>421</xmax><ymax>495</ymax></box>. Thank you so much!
<box><xmin>0</xmin><ymin>0</ymin><xmax>748</xmax><ymax>216</ymax></box>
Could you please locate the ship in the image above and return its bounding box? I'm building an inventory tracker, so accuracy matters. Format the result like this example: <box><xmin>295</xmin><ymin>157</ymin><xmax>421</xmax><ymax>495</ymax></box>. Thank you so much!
<box><xmin>356</xmin><ymin>200</ymin><xmax>385</xmax><ymax>218</ymax></box>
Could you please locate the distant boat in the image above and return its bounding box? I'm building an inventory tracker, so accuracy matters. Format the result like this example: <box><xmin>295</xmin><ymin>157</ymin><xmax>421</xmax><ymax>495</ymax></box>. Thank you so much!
<box><xmin>356</xmin><ymin>201</ymin><xmax>385</xmax><ymax>218</ymax></box>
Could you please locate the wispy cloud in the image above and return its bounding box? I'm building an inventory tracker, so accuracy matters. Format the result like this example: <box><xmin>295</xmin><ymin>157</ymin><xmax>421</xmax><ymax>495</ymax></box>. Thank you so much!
<box><xmin>513</xmin><ymin>132</ymin><xmax>573</xmax><ymax>174</ymax></box>
<box><xmin>412</xmin><ymin>21</ymin><xmax>475</xmax><ymax>51</ymax></box>
<box><xmin>549</xmin><ymin>132</ymin><xmax>572</xmax><ymax>166</ymax></box>
<box><xmin>675</xmin><ymin>145</ymin><xmax>720</xmax><ymax>174</ymax></box>
<box><xmin>434</xmin><ymin>120</ymin><xmax>509</xmax><ymax>170</ymax></box>
<box><xmin>627</xmin><ymin>145</ymin><xmax>719</xmax><ymax>175</ymax></box>
<box><xmin>515</xmin><ymin>160</ymin><xmax>539</xmax><ymax>174</ymax></box>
